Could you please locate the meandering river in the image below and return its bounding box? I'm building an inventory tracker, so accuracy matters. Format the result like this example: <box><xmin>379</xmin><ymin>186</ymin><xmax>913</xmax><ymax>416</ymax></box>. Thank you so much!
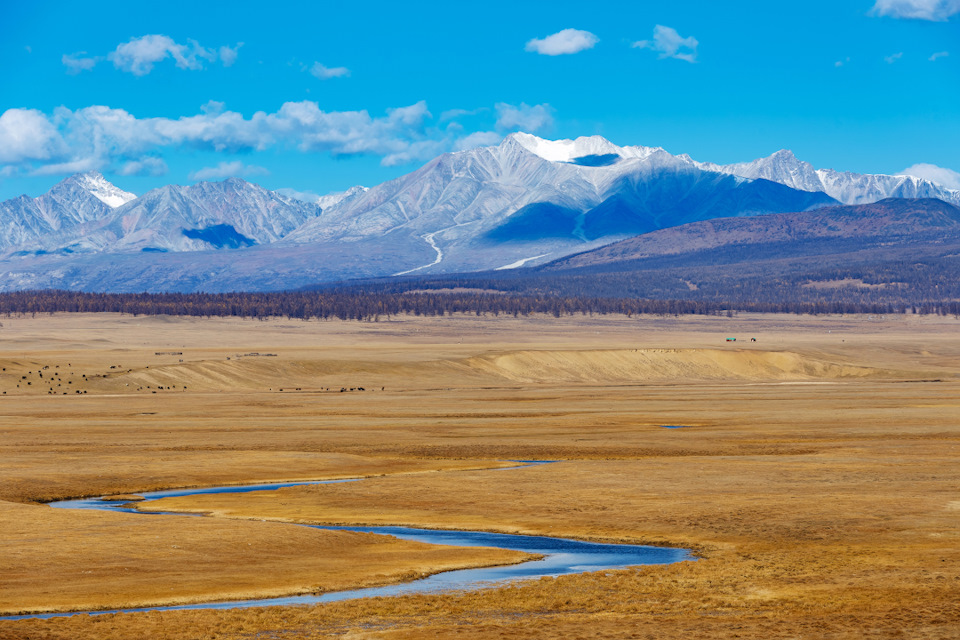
<box><xmin>3</xmin><ymin>463</ymin><xmax>691</xmax><ymax>620</ymax></box>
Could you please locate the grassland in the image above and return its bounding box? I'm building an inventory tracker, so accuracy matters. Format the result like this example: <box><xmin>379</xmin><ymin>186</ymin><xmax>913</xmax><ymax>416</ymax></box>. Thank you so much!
<box><xmin>1</xmin><ymin>311</ymin><xmax>958</xmax><ymax>638</ymax></box>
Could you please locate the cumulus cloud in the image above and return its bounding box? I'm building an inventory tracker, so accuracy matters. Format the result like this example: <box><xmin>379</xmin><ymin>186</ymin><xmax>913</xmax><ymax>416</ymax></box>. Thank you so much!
<box><xmin>62</xmin><ymin>35</ymin><xmax>242</xmax><ymax>75</ymax></box>
<box><xmin>117</xmin><ymin>157</ymin><xmax>168</xmax><ymax>176</ymax></box>
<box><xmin>929</xmin><ymin>50</ymin><xmax>950</xmax><ymax>60</ymax></box>
<box><xmin>870</xmin><ymin>0</ymin><xmax>960</xmax><ymax>20</ymax></box>
<box><xmin>495</xmin><ymin>103</ymin><xmax>554</xmax><ymax>133</ymax></box>
<box><xmin>454</xmin><ymin>131</ymin><xmax>503</xmax><ymax>151</ymax></box>
<box><xmin>632</xmin><ymin>25</ymin><xmax>699</xmax><ymax>63</ymax></box>
<box><xmin>0</xmin><ymin>109</ymin><xmax>65</xmax><ymax>163</ymax></box>
<box><xmin>885</xmin><ymin>52</ymin><xmax>904</xmax><ymax>63</ymax></box>
<box><xmin>309</xmin><ymin>62</ymin><xmax>350</xmax><ymax>79</ymax></box>
<box><xmin>901</xmin><ymin>163</ymin><xmax>960</xmax><ymax>189</ymax></box>
<box><xmin>62</xmin><ymin>52</ymin><xmax>99</xmax><ymax>74</ymax></box>
<box><xmin>219</xmin><ymin>43</ymin><xmax>243</xmax><ymax>67</ymax></box>
<box><xmin>31</xmin><ymin>157</ymin><xmax>103</xmax><ymax>177</ymax></box>
<box><xmin>381</xmin><ymin>140</ymin><xmax>449</xmax><ymax>167</ymax></box>
<box><xmin>0</xmin><ymin>100</ymin><xmax>443</xmax><ymax>174</ymax></box>
<box><xmin>189</xmin><ymin>161</ymin><xmax>269</xmax><ymax>181</ymax></box>
<box><xmin>109</xmin><ymin>35</ymin><xmax>214</xmax><ymax>75</ymax></box>
<box><xmin>525</xmin><ymin>28</ymin><xmax>599</xmax><ymax>56</ymax></box>
<box><xmin>0</xmin><ymin>100</ymin><xmax>552</xmax><ymax>176</ymax></box>
<box><xmin>439</xmin><ymin>107</ymin><xmax>488</xmax><ymax>122</ymax></box>
<box><xmin>275</xmin><ymin>187</ymin><xmax>321</xmax><ymax>203</ymax></box>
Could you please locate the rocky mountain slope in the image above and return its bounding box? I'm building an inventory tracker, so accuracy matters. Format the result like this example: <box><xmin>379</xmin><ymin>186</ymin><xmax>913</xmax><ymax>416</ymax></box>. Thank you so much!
<box><xmin>281</xmin><ymin>133</ymin><xmax>838</xmax><ymax>275</ymax></box>
<box><xmin>696</xmin><ymin>150</ymin><xmax>959</xmax><ymax>206</ymax></box>
<box><xmin>1</xmin><ymin>134</ymin><xmax>958</xmax><ymax>292</ymax></box>
<box><xmin>547</xmin><ymin>198</ymin><xmax>960</xmax><ymax>271</ymax></box>
<box><xmin>0</xmin><ymin>173</ymin><xmax>135</xmax><ymax>251</ymax></box>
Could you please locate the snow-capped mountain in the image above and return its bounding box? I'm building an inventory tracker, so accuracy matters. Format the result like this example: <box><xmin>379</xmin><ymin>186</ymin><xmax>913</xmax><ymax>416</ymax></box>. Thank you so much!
<box><xmin>281</xmin><ymin>133</ymin><xmax>836</xmax><ymax>275</ymax></box>
<box><xmin>88</xmin><ymin>178</ymin><xmax>321</xmax><ymax>252</ymax></box>
<box><xmin>0</xmin><ymin>172</ymin><xmax>135</xmax><ymax>251</ymax></box>
<box><xmin>74</xmin><ymin>172</ymin><xmax>137</xmax><ymax>208</ymax></box>
<box><xmin>697</xmin><ymin>149</ymin><xmax>960</xmax><ymax>206</ymax></box>
<box><xmin>277</xmin><ymin>185</ymin><xmax>369</xmax><ymax>210</ymax></box>
<box><xmin>1</xmin><ymin>133</ymin><xmax>958</xmax><ymax>292</ymax></box>
<box><xmin>316</xmin><ymin>185</ymin><xmax>368</xmax><ymax>211</ymax></box>
<box><xmin>286</xmin><ymin>135</ymin><xmax>833</xmax><ymax>245</ymax></box>
<box><xmin>5</xmin><ymin>177</ymin><xmax>320</xmax><ymax>255</ymax></box>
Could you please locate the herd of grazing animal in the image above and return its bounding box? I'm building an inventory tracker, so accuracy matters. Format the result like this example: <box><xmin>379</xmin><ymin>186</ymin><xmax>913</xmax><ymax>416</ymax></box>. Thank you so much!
<box><xmin>3</xmin><ymin>360</ymin><xmax>381</xmax><ymax>396</ymax></box>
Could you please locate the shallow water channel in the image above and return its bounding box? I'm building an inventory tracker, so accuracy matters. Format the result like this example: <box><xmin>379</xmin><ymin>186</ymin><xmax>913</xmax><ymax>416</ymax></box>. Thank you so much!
<box><xmin>6</xmin><ymin>463</ymin><xmax>692</xmax><ymax>620</ymax></box>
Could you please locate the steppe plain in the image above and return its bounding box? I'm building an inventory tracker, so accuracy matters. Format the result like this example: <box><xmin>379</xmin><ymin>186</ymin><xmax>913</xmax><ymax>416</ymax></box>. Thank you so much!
<box><xmin>1</xmin><ymin>311</ymin><xmax>958</xmax><ymax>639</ymax></box>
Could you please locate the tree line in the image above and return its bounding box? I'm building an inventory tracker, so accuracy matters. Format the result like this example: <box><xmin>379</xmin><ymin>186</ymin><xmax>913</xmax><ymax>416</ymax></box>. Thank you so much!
<box><xmin>1</xmin><ymin>289</ymin><xmax>957</xmax><ymax>321</ymax></box>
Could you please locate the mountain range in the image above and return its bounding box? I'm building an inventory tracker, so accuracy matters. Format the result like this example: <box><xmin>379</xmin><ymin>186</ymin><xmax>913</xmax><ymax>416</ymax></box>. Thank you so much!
<box><xmin>1</xmin><ymin>133</ymin><xmax>957</xmax><ymax>292</ymax></box>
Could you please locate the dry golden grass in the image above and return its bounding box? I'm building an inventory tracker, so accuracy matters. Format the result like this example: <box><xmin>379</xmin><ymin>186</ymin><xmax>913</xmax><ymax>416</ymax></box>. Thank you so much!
<box><xmin>1</xmin><ymin>312</ymin><xmax>959</xmax><ymax>638</ymax></box>
<box><xmin>0</xmin><ymin>500</ymin><xmax>528</xmax><ymax>615</ymax></box>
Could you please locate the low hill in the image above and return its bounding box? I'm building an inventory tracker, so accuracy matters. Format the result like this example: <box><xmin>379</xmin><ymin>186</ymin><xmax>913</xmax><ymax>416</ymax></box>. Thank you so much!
<box><xmin>546</xmin><ymin>198</ymin><xmax>960</xmax><ymax>271</ymax></box>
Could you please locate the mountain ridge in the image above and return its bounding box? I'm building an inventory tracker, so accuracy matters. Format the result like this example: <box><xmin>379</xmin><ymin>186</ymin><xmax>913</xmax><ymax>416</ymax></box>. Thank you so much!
<box><xmin>544</xmin><ymin>197</ymin><xmax>960</xmax><ymax>271</ymax></box>
<box><xmin>1</xmin><ymin>133</ymin><xmax>958</xmax><ymax>292</ymax></box>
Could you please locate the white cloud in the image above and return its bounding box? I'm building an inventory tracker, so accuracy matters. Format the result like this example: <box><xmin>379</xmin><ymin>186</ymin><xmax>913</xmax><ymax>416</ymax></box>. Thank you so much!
<box><xmin>632</xmin><ymin>25</ymin><xmax>699</xmax><ymax>63</ymax></box>
<box><xmin>439</xmin><ymin>107</ymin><xmax>488</xmax><ymax>122</ymax></box>
<box><xmin>219</xmin><ymin>43</ymin><xmax>243</xmax><ymax>67</ymax></box>
<box><xmin>0</xmin><ymin>100</ymin><xmax>446</xmax><ymax>174</ymax></box>
<box><xmin>31</xmin><ymin>157</ymin><xmax>102</xmax><ymax>177</ymax></box>
<box><xmin>901</xmin><ymin>163</ymin><xmax>960</xmax><ymax>189</ymax></box>
<box><xmin>525</xmin><ymin>28</ymin><xmax>598</xmax><ymax>56</ymax></box>
<box><xmin>275</xmin><ymin>187</ymin><xmax>321</xmax><ymax>203</ymax></box>
<box><xmin>495</xmin><ymin>102</ymin><xmax>554</xmax><ymax>133</ymax></box>
<box><xmin>62</xmin><ymin>52</ymin><xmax>99</xmax><ymax>74</ymax></box>
<box><xmin>930</xmin><ymin>50</ymin><xmax>950</xmax><ymax>60</ymax></box>
<box><xmin>1</xmin><ymin>99</ymin><xmax>554</xmax><ymax>176</ymax></box>
<box><xmin>201</xmin><ymin>100</ymin><xmax>226</xmax><ymax>115</ymax></box>
<box><xmin>118</xmin><ymin>157</ymin><xmax>168</xmax><ymax>176</ymax></box>
<box><xmin>0</xmin><ymin>109</ymin><xmax>65</xmax><ymax>163</ymax></box>
<box><xmin>835</xmin><ymin>57</ymin><xmax>851</xmax><ymax>67</ymax></box>
<box><xmin>885</xmin><ymin>52</ymin><xmax>904</xmax><ymax>63</ymax></box>
<box><xmin>104</xmin><ymin>35</ymin><xmax>238</xmax><ymax>75</ymax></box>
<box><xmin>108</xmin><ymin>35</ymin><xmax>209</xmax><ymax>75</ymax></box>
<box><xmin>381</xmin><ymin>140</ymin><xmax>449</xmax><ymax>167</ymax></box>
<box><xmin>454</xmin><ymin>131</ymin><xmax>503</xmax><ymax>151</ymax></box>
<box><xmin>870</xmin><ymin>0</ymin><xmax>960</xmax><ymax>20</ymax></box>
<box><xmin>189</xmin><ymin>161</ymin><xmax>269</xmax><ymax>181</ymax></box>
<box><xmin>309</xmin><ymin>62</ymin><xmax>350</xmax><ymax>79</ymax></box>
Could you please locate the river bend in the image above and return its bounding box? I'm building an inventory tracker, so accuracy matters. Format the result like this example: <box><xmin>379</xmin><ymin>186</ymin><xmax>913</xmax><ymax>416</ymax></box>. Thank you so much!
<box><xmin>3</xmin><ymin>463</ymin><xmax>691</xmax><ymax>620</ymax></box>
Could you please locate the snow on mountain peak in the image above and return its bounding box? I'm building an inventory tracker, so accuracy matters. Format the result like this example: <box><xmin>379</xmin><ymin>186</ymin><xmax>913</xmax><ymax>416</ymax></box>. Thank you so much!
<box><xmin>699</xmin><ymin>149</ymin><xmax>960</xmax><ymax>205</ymax></box>
<box><xmin>507</xmin><ymin>132</ymin><xmax>618</xmax><ymax>162</ymax></box>
<box><xmin>505</xmin><ymin>132</ymin><xmax>660</xmax><ymax>164</ymax></box>
<box><xmin>73</xmin><ymin>172</ymin><xmax>137</xmax><ymax>208</ymax></box>
<box><xmin>316</xmin><ymin>185</ymin><xmax>369</xmax><ymax>211</ymax></box>
<box><xmin>770</xmin><ymin>149</ymin><xmax>797</xmax><ymax>159</ymax></box>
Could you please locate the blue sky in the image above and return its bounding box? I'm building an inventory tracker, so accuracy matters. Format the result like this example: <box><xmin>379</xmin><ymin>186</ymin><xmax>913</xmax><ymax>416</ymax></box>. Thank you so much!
<box><xmin>1</xmin><ymin>0</ymin><xmax>958</xmax><ymax>201</ymax></box>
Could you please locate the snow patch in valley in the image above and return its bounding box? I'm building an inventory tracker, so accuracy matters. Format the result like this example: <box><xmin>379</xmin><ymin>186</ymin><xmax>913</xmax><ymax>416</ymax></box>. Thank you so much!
<box><xmin>393</xmin><ymin>231</ymin><xmax>445</xmax><ymax>276</ymax></box>
<box><xmin>495</xmin><ymin>254</ymin><xmax>550</xmax><ymax>270</ymax></box>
